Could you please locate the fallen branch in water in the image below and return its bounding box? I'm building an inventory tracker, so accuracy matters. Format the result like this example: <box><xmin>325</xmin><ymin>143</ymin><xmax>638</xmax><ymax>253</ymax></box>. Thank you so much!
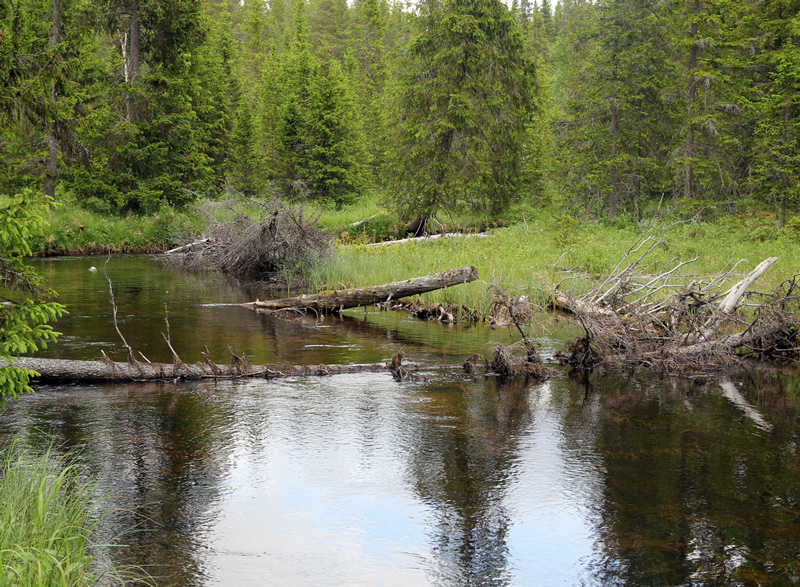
<box><xmin>243</xmin><ymin>266</ymin><xmax>479</xmax><ymax>313</ymax></box>
<box><xmin>552</xmin><ymin>234</ymin><xmax>798</xmax><ymax>372</ymax></box>
<box><xmin>12</xmin><ymin>349</ymin><xmax>555</xmax><ymax>384</ymax></box>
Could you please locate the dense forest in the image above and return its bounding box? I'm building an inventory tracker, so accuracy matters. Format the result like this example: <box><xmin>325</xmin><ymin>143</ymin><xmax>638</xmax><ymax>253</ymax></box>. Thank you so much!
<box><xmin>1</xmin><ymin>0</ymin><xmax>799</xmax><ymax>226</ymax></box>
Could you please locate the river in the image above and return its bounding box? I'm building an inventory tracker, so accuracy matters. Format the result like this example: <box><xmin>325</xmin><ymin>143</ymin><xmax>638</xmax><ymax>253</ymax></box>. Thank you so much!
<box><xmin>2</xmin><ymin>256</ymin><xmax>799</xmax><ymax>586</ymax></box>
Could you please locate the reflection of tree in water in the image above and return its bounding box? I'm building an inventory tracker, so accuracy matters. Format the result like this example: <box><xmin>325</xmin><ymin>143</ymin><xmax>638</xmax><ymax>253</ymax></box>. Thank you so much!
<box><xmin>405</xmin><ymin>376</ymin><xmax>536</xmax><ymax>586</ymax></box>
<box><xmin>584</xmin><ymin>371</ymin><xmax>800</xmax><ymax>586</ymax></box>
<box><xmin>0</xmin><ymin>382</ymin><xmax>237</xmax><ymax>587</ymax></box>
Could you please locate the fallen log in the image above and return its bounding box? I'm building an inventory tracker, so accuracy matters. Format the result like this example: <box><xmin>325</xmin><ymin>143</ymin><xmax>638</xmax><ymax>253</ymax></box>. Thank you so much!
<box><xmin>165</xmin><ymin>238</ymin><xmax>210</xmax><ymax>255</ymax></box>
<box><xmin>243</xmin><ymin>266</ymin><xmax>479</xmax><ymax>312</ymax></box>
<box><xmin>554</xmin><ymin>253</ymin><xmax>799</xmax><ymax>372</ymax></box>
<box><xmin>10</xmin><ymin>356</ymin><xmax>464</xmax><ymax>384</ymax></box>
<box><xmin>364</xmin><ymin>233</ymin><xmax>489</xmax><ymax>247</ymax></box>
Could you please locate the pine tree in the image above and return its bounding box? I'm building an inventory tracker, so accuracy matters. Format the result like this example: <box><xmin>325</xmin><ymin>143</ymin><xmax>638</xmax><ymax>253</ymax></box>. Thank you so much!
<box><xmin>228</xmin><ymin>98</ymin><xmax>260</xmax><ymax>194</ymax></box>
<box><xmin>553</xmin><ymin>0</ymin><xmax>679</xmax><ymax>219</ymax></box>
<box><xmin>388</xmin><ymin>0</ymin><xmax>537</xmax><ymax>221</ymax></box>
<box><xmin>69</xmin><ymin>0</ymin><xmax>212</xmax><ymax>211</ymax></box>
<box><xmin>353</xmin><ymin>0</ymin><xmax>389</xmax><ymax>178</ymax></box>
<box><xmin>749</xmin><ymin>0</ymin><xmax>800</xmax><ymax>226</ymax></box>
<box><xmin>672</xmin><ymin>0</ymin><xmax>745</xmax><ymax>206</ymax></box>
<box><xmin>0</xmin><ymin>0</ymin><xmax>93</xmax><ymax>198</ymax></box>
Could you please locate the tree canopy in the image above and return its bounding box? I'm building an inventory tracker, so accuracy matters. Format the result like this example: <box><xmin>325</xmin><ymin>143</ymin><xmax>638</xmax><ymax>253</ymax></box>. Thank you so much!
<box><xmin>1</xmin><ymin>0</ymin><xmax>799</xmax><ymax>224</ymax></box>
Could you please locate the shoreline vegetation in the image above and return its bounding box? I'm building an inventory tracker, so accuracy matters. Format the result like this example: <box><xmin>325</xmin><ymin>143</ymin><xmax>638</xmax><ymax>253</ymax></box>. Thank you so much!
<box><xmin>30</xmin><ymin>195</ymin><xmax>800</xmax><ymax>315</ymax></box>
<box><xmin>0</xmin><ymin>441</ymin><xmax>151</xmax><ymax>587</ymax></box>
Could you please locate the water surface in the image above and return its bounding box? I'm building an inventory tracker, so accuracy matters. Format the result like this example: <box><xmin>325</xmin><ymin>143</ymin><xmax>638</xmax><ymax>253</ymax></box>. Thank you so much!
<box><xmin>2</xmin><ymin>256</ymin><xmax>798</xmax><ymax>586</ymax></box>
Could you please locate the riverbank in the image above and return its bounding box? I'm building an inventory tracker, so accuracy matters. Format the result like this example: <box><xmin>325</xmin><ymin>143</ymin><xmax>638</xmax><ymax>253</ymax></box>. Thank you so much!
<box><xmin>311</xmin><ymin>208</ymin><xmax>800</xmax><ymax>319</ymax></box>
<box><xmin>0</xmin><ymin>442</ymin><xmax>149</xmax><ymax>586</ymax></box>
<box><xmin>31</xmin><ymin>196</ymin><xmax>800</xmax><ymax>319</ymax></box>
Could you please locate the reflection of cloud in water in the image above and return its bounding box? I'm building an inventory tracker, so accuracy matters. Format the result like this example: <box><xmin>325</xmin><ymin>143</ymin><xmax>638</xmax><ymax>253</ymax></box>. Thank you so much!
<box><xmin>505</xmin><ymin>381</ymin><xmax>605</xmax><ymax>586</ymax></box>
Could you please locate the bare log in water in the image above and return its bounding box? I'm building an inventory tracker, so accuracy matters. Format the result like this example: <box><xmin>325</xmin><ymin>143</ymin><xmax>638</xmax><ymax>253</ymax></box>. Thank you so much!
<box><xmin>243</xmin><ymin>266</ymin><xmax>479</xmax><ymax>313</ymax></box>
<box><xmin>10</xmin><ymin>355</ymin><xmax>463</xmax><ymax>384</ymax></box>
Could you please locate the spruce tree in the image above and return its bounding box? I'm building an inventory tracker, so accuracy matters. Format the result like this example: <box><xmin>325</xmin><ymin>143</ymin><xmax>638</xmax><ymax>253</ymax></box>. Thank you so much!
<box><xmin>388</xmin><ymin>0</ymin><xmax>537</xmax><ymax>221</ymax></box>
<box><xmin>301</xmin><ymin>57</ymin><xmax>370</xmax><ymax>206</ymax></box>
<box><xmin>553</xmin><ymin>0</ymin><xmax>679</xmax><ymax>219</ymax></box>
<box><xmin>749</xmin><ymin>0</ymin><xmax>800</xmax><ymax>226</ymax></box>
<box><xmin>228</xmin><ymin>98</ymin><xmax>260</xmax><ymax>194</ymax></box>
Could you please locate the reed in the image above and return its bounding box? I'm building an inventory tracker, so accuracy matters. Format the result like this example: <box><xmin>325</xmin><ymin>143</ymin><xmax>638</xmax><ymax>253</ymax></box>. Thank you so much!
<box><xmin>0</xmin><ymin>442</ymin><xmax>150</xmax><ymax>586</ymax></box>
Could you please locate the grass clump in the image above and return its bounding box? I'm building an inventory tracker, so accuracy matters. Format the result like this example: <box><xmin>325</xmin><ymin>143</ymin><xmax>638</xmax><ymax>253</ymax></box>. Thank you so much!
<box><xmin>30</xmin><ymin>197</ymin><xmax>204</xmax><ymax>256</ymax></box>
<box><xmin>0</xmin><ymin>442</ymin><xmax>145</xmax><ymax>587</ymax></box>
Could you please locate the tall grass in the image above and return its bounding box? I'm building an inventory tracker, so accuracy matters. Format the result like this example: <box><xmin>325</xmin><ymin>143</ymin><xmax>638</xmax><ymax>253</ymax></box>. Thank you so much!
<box><xmin>310</xmin><ymin>206</ymin><xmax>800</xmax><ymax>313</ymax></box>
<box><xmin>0</xmin><ymin>442</ymin><xmax>148</xmax><ymax>587</ymax></box>
<box><xmin>30</xmin><ymin>199</ymin><xmax>204</xmax><ymax>255</ymax></box>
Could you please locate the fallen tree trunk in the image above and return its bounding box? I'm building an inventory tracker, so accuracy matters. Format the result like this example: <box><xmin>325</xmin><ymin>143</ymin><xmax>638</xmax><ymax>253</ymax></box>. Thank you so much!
<box><xmin>365</xmin><ymin>233</ymin><xmax>488</xmax><ymax>247</ymax></box>
<box><xmin>11</xmin><ymin>356</ymin><xmax>463</xmax><ymax>384</ymax></box>
<box><xmin>244</xmin><ymin>265</ymin><xmax>478</xmax><ymax>312</ymax></box>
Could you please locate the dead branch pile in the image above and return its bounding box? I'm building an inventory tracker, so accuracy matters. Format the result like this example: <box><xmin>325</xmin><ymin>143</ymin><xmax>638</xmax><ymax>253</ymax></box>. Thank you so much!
<box><xmin>552</xmin><ymin>229</ymin><xmax>799</xmax><ymax>373</ymax></box>
<box><xmin>480</xmin><ymin>285</ymin><xmax>556</xmax><ymax>378</ymax></box>
<box><xmin>167</xmin><ymin>195</ymin><xmax>332</xmax><ymax>281</ymax></box>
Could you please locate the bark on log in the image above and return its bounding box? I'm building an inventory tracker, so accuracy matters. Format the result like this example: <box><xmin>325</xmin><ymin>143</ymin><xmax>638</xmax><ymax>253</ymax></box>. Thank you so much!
<box><xmin>244</xmin><ymin>266</ymin><xmax>479</xmax><ymax>312</ymax></box>
<box><xmin>551</xmin><ymin>291</ymin><xmax>618</xmax><ymax>320</ymax></box>
<box><xmin>694</xmin><ymin>257</ymin><xmax>778</xmax><ymax>341</ymax></box>
<box><xmin>10</xmin><ymin>356</ymin><xmax>464</xmax><ymax>384</ymax></box>
<box><xmin>165</xmin><ymin>238</ymin><xmax>210</xmax><ymax>255</ymax></box>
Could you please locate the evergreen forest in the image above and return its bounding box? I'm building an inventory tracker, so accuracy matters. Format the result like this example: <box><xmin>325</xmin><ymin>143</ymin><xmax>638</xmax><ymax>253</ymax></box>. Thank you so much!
<box><xmin>2</xmin><ymin>0</ymin><xmax>800</xmax><ymax>226</ymax></box>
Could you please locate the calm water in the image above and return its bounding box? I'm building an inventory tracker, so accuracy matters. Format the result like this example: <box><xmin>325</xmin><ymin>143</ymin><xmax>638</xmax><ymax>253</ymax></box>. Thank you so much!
<box><xmin>2</xmin><ymin>256</ymin><xmax>799</xmax><ymax>586</ymax></box>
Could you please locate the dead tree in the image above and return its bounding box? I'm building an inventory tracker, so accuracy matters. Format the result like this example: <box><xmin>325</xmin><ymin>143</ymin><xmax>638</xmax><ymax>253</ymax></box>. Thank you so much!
<box><xmin>166</xmin><ymin>196</ymin><xmax>332</xmax><ymax>281</ymax></box>
<box><xmin>552</xmin><ymin>231</ymin><xmax>798</xmax><ymax>372</ymax></box>
<box><xmin>243</xmin><ymin>266</ymin><xmax>479</xmax><ymax>313</ymax></box>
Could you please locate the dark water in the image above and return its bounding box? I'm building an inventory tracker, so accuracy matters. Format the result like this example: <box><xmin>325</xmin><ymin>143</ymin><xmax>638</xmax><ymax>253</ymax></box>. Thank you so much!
<box><xmin>2</xmin><ymin>256</ymin><xmax>800</xmax><ymax>586</ymax></box>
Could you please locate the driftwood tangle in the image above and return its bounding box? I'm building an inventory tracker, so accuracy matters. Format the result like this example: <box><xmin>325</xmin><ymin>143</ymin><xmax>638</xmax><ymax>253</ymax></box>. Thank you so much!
<box><xmin>553</xmin><ymin>252</ymin><xmax>799</xmax><ymax>372</ymax></box>
<box><xmin>244</xmin><ymin>265</ymin><xmax>479</xmax><ymax>312</ymax></box>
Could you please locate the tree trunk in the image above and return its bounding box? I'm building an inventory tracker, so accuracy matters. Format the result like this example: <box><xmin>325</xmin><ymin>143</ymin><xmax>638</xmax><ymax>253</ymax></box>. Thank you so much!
<box><xmin>10</xmin><ymin>356</ymin><xmax>462</xmax><ymax>384</ymax></box>
<box><xmin>683</xmin><ymin>0</ymin><xmax>701</xmax><ymax>200</ymax></box>
<box><xmin>129</xmin><ymin>0</ymin><xmax>140</xmax><ymax>87</ymax></box>
<box><xmin>245</xmin><ymin>266</ymin><xmax>479</xmax><ymax>312</ymax></box>
<box><xmin>44</xmin><ymin>0</ymin><xmax>63</xmax><ymax>200</ymax></box>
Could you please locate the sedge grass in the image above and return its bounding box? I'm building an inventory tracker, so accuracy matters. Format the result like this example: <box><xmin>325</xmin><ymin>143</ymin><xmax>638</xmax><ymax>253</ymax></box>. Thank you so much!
<box><xmin>30</xmin><ymin>199</ymin><xmax>204</xmax><ymax>255</ymax></box>
<box><xmin>0</xmin><ymin>441</ymin><xmax>151</xmax><ymax>587</ymax></box>
<box><xmin>310</xmin><ymin>208</ymin><xmax>800</xmax><ymax>315</ymax></box>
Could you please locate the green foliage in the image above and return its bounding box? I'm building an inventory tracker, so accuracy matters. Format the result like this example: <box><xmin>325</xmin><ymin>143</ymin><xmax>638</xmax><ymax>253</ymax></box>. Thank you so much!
<box><xmin>388</xmin><ymin>0</ymin><xmax>538</xmax><ymax>220</ymax></box>
<box><xmin>748</xmin><ymin>0</ymin><xmax>800</xmax><ymax>227</ymax></box>
<box><xmin>300</xmin><ymin>58</ymin><xmax>371</xmax><ymax>207</ymax></box>
<box><xmin>0</xmin><ymin>190</ymin><xmax>66</xmax><ymax>401</ymax></box>
<box><xmin>0</xmin><ymin>443</ymin><xmax>94</xmax><ymax>587</ymax></box>
<box><xmin>3</xmin><ymin>0</ymin><xmax>800</xmax><ymax>226</ymax></box>
<box><xmin>0</xmin><ymin>441</ymin><xmax>152</xmax><ymax>586</ymax></box>
<box><xmin>70</xmin><ymin>65</ymin><xmax>214</xmax><ymax>212</ymax></box>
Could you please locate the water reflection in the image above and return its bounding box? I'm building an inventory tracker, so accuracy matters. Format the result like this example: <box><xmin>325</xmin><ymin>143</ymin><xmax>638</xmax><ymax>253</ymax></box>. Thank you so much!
<box><xmin>586</xmin><ymin>371</ymin><xmax>800</xmax><ymax>586</ymax></box>
<box><xmin>3</xmin><ymin>257</ymin><xmax>799</xmax><ymax>586</ymax></box>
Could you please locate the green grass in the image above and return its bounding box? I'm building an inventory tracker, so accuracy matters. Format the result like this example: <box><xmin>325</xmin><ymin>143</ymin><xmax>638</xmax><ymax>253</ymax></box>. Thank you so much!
<box><xmin>30</xmin><ymin>198</ymin><xmax>204</xmax><ymax>255</ymax></box>
<box><xmin>0</xmin><ymin>441</ymin><xmax>151</xmax><ymax>587</ymax></box>
<box><xmin>310</xmin><ymin>204</ymin><xmax>800</xmax><ymax>315</ymax></box>
<box><xmin>26</xmin><ymin>190</ymin><xmax>800</xmax><ymax>316</ymax></box>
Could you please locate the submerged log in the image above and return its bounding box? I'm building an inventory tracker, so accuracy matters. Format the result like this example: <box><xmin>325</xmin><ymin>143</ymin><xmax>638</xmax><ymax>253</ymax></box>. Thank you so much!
<box><xmin>10</xmin><ymin>356</ymin><xmax>463</xmax><ymax>384</ymax></box>
<box><xmin>244</xmin><ymin>265</ymin><xmax>478</xmax><ymax>312</ymax></box>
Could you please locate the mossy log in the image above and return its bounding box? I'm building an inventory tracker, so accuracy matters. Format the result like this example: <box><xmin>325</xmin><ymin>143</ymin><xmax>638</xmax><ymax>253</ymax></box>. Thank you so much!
<box><xmin>243</xmin><ymin>266</ymin><xmax>479</xmax><ymax>312</ymax></box>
